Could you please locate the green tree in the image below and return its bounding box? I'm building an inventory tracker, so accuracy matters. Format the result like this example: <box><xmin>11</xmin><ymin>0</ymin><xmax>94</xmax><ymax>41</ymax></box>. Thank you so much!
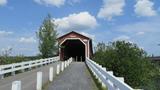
<box><xmin>93</xmin><ymin>41</ymin><xmax>159</xmax><ymax>90</ymax></box>
<box><xmin>37</xmin><ymin>14</ymin><xmax>58</xmax><ymax>58</ymax></box>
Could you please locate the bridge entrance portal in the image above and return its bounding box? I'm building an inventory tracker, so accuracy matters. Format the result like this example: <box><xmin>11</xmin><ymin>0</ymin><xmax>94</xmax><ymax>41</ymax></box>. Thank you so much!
<box><xmin>61</xmin><ymin>39</ymin><xmax>85</xmax><ymax>61</ymax></box>
<box><xmin>57</xmin><ymin>31</ymin><xmax>93</xmax><ymax>61</ymax></box>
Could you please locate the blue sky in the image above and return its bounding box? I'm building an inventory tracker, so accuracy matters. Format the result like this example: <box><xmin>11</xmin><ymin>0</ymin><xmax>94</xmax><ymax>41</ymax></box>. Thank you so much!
<box><xmin>0</xmin><ymin>0</ymin><xmax>160</xmax><ymax>56</ymax></box>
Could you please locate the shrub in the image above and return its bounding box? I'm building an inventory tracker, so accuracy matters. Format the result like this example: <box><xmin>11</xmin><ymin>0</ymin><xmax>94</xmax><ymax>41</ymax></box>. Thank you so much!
<box><xmin>93</xmin><ymin>41</ymin><xmax>159</xmax><ymax>90</ymax></box>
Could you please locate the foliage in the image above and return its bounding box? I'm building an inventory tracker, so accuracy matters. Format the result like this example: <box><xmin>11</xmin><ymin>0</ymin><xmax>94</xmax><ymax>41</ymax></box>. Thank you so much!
<box><xmin>37</xmin><ymin>14</ymin><xmax>58</xmax><ymax>58</ymax></box>
<box><xmin>0</xmin><ymin>55</ymin><xmax>41</xmax><ymax>65</ymax></box>
<box><xmin>0</xmin><ymin>46</ymin><xmax>41</xmax><ymax>65</ymax></box>
<box><xmin>93</xmin><ymin>41</ymin><xmax>160</xmax><ymax>90</ymax></box>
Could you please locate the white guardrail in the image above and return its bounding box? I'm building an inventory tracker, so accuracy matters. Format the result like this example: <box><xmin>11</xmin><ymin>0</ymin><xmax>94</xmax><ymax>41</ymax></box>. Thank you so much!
<box><xmin>86</xmin><ymin>58</ymin><xmax>139</xmax><ymax>90</ymax></box>
<box><xmin>12</xmin><ymin>58</ymin><xmax>73</xmax><ymax>90</ymax></box>
<box><xmin>0</xmin><ymin>56</ymin><xmax>59</xmax><ymax>79</ymax></box>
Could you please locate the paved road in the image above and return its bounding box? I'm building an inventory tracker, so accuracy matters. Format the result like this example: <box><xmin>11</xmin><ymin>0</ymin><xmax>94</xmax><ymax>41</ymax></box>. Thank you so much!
<box><xmin>0</xmin><ymin>61</ymin><xmax>60</xmax><ymax>90</ymax></box>
<box><xmin>48</xmin><ymin>62</ymin><xmax>98</xmax><ymax>90</ymax></box>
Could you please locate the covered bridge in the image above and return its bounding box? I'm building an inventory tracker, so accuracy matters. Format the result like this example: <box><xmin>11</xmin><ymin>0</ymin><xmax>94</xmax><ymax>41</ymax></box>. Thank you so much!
<box><xmin>57</xmin><ymin>31</ymin><xmax>93</xmax><ymax>61</ymax></box>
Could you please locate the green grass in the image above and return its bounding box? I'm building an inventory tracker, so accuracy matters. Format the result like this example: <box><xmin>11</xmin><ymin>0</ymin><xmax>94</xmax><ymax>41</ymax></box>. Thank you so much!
<box><xmin>86</xmin><ymin>63</ymin><xmax>107</xmax><ymax>90</ymax></box>
<box><xmin>0</xmin><ymin>56</ymin><xmax>41</xmax><ymax>65</ymax></box>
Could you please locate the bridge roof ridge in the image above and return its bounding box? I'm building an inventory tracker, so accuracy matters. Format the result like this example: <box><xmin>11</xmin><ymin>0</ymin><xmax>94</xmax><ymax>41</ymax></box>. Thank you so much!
<box><xmin>57</xmin><ymin>31</ymin><xmax>91</xmax><ymax>40</ymax></box>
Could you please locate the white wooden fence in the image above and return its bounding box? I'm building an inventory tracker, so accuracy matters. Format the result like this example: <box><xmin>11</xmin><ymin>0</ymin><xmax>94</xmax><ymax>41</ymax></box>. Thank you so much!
<box><xmin>0</xmin><ymin>56</ymin><xmax>59</xmax><ymax>79</ymax></box>
<box><xmin>86</xmin><ymin>58</ymin><xmax>140</xmax><ymax>90</ymax></box>
<box><xmin>11</xmin><ymin>57</ymin><xmax>73</xmax><ymax>90</ymax></box>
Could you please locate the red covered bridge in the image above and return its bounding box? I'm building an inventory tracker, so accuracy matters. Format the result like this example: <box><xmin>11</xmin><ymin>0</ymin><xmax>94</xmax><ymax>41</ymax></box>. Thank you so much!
<box><xmin>57</xmin><ymin>31</ymin><xmax>93</xmax><ymax>61</ymax></box>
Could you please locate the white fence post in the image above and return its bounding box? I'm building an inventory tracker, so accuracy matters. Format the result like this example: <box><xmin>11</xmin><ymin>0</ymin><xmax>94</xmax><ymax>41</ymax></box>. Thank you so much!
<box><xmin>97</xmin><ymin>71</ymin><xmax>102</xmax><ymax>83</ymax></box>
<box><xmin>29</xmin><ymin>62</ymin><xmax>32</xmax><ymax>70</ymax></box>
<box><xmin>0</xmin><ymin>68</ymin><xmax>4</xmax><ymax>79</ymax></box>
<box><xmin>70</xmin><ymin>57</ymin><xmax>73</xmax><ymax>63</ymax></box>
<box><xmin>49</xmin><ymin>67</ymin><xmax>53</xmax><ymax>82</ymax></box>
<box><xmin>21</xmin><ymin>64</ymin><xmax>25</xmax><ymax>72</ymax></box>
<box><xmin>63</xmin><ymin>62</ymin><xmax>65</xmax><ymax>70</ymax></box>
<box><xmin>37</xmin><ymin>72</ymin><xmax>42</xmax><ymax>90</ymax></box>
<box><xmin>66</xmin><ymin>61</ymin><xmax>67</xmax><ymax>67</ymax></box>
<box><xmin>102</xmin><ymin>67</ymin><xmax>107</xmax><ymax>88</ymax></box>
<box><xmin>56</xmin><ymin>64</ymin><xmax>60</xmax><ymax>75</ymax></box>
<box><xmin>86</xmin><ymin>58</ymin><xmax>135</xmax><ymax>90</ymax></box>
<box><xmin>12</xmin><ymin>65</ymin><xmax>15</xmax><ymax>76</ymax></box>
<box><xmin>41</xmin><ymin>60</ymin><xmax>43</xmax><ymax>67</ymax></box>
<box><xmin>67</xmin><ymin>60</ymin><xmax>69</xmax><ymax>66</ymax></box>
<box><xmin>64</xmin><ymin>61</ymin><xmax>67</xmax><ymax>68</ymax></box>
<box><xmin>69</xmin><ymin>60</ymin><xmax>70</xmax><ymax>65</ymax></box>
<box><xmin>108</xmin><ymin>71</ymin><xmax>113</xmax><ymax>75</ymax></box>
<box><xmin>61</xmin><ymin>62</ymin><xmax>64</xmax><ymax>71</ymax></box>
<box><xmin>66</xmin><ymin>61</ymin><xmax>68</xmax><ymax>67</ymax></box>
<box><xmin>117</xmin><ymin>77</ymin><xmax>124</xmax><ymax>82</ymax></box>
<box><xmin>12</xmin><ymin>81</ymin><xmax>21</xmax><ymax>90</ymax></box>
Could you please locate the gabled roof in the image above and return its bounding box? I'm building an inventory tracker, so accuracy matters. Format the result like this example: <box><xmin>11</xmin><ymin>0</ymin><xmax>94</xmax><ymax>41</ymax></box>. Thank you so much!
<box><xmin>57</xmin><ymin>31</ymin><xmax>91</xmax><ymax>40</ymax></box>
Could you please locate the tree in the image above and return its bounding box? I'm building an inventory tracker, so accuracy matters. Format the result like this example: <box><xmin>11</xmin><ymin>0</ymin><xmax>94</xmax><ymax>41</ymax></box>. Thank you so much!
<box><xmin>0</xmin><ymin>47</ymin><xmax>12</xmax><ymax>64</ymax></box>
<box><xmin>1</xmin><ymin>47</ymin><xmax>12</xmax><ymax>57</ymax></box>
<box><xmin>93</xmin><ymin>41</ymin><xmax>159</xmax><ymax>89</ymax></box>
<box><xmin>37</xmin><ymin>14</ymin><xmax>58</xmax><ymax>58</ymax></box>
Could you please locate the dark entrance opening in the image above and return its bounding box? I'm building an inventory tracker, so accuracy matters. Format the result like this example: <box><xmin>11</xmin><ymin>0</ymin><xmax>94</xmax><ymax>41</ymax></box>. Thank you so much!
<box><xmin>61</xmin><ymin>39</ymin><xmax>85</xmax><ymax>61</ymax></box>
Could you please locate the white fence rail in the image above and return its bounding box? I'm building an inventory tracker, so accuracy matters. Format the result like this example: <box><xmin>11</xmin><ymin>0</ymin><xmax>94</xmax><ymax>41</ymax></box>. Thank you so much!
<box><xmin>12</xmin><ymin>58</ymin><xmax>73</xmax><ymax>90</ymax></box>
<box><xmin>86</xmin><ymin>58</ymin><xmax>136</xmax><ymax>90</ymax></box>
<box><xmin>0</xmin><ymin>56</ymin><xmax>59</xmax><ymax>79</ymax></box>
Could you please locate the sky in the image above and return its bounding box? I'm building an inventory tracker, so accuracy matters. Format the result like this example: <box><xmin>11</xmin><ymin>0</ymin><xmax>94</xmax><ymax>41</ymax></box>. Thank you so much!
<box><xmin>0</xmin><ymin>0</ymin><xmax>160</xmax><ymax>56</ymax></box>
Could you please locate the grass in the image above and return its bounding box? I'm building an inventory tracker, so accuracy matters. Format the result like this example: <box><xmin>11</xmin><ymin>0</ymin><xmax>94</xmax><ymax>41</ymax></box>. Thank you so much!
<box><xmin>86</xmin><ymin>63</ymin><xmax>107</xmax><ymax>90</ymax></box>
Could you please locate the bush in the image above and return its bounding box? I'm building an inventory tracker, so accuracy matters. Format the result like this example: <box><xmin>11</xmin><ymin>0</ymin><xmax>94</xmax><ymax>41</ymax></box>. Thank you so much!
<box><xmin>93</xmin><ymin>41</ymin><xmax>159</xmax><ymax>90</ymax></box>
<box><xmin>0</xmin><ymin>55</ymin><xmax>41</xmax><ymax>65</ymax></box>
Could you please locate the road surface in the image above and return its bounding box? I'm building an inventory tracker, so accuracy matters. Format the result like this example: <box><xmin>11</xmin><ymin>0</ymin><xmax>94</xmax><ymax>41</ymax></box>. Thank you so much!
<box><xmin>48</xmin><ymin>62</ymin><xmax>98</xmax><ymax>90</ymax></box>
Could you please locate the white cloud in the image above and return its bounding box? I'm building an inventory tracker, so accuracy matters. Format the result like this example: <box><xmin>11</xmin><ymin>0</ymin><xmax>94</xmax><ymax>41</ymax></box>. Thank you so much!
<box><xmin>134</xmin><ymin>0</ymin><xmax>157</xmax><ymax>17</ymax></box>
<box><xmin>116</xmin><ymin>19</ymin><xmax>160</xmax><ymax>33</ymax></box>
<box><xmin>112</xmin><ymin>18</ymin><xmax>160</xmax><ymax>55</ymax></box>
<box><xmin>0</xmin><ymin>30</ymin><xmax>13</xmax><ymax>37</ymax></box>
<box><xmin>80</xmin><ymin>32</ymin><xmax>95</xmax><ymax>40</ymax></box>
<box><xmin>67</xmin><ymin>0</ymin><xmax>80</xmax><ymax>5</ymax></box>
<box><xmin>34</xmin><ymin>0</ymin><xmax>65</xmax><ymax>7</ymax></box>
<box><xmin>0</xmin><ymin>0</ymin><xmax>7</xmax><ymax>6</ymax></box>
<box><xmin>54</xmin><ymin>12</ymin><xmax>98</xmax><ymax>32</ymax></box>
<box><xmin>136</xmin><ymin>31</ymin><xmax>145</xmax><ymax>35</ymax></box>
<box><xmin>97</xmin><ymin>0</ymin><xmax>125</xmax><ymax>20</ymax></box>
<box><xmin>0</xmin><ymin>31</ymin><xmax>39</xmax><ymax>56</ymax></box>
<box><xmin>19</xmin><ymin>37</ymin><xmax>36</xmax><ymax>43</ymax></box>
<box><xmin>113</xmin><ymin>35</ymin><xmax>130</xmax><ymax>41</ymax></box>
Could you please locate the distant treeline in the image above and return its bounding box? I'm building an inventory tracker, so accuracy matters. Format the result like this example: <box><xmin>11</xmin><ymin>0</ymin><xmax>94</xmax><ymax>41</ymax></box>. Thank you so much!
<box><xmin>0</xmin><ymin>56</ymin><xmax>41</xmax><ymax>65</ymax></box>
